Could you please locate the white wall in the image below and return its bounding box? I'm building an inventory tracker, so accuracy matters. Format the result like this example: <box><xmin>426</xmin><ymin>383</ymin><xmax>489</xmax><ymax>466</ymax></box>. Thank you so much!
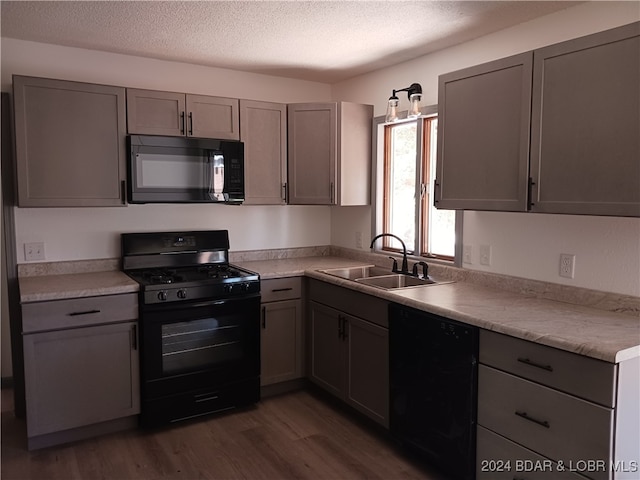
<box><xmin>1</xmin><ymin>38</ymin><xmax>334</xmax><ymax>260</ymax></box>
<box><xmin>331</xmin><ymin>1</ymin><xmax>640</xmax><ymax>297</ymax></box>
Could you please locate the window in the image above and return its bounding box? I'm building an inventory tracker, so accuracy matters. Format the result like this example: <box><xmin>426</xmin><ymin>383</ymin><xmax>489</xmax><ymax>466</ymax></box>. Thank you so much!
<box><xmin>374</xmin><ymin>112</ymin><xmax>459</xmax><ymax>263</ymax></box>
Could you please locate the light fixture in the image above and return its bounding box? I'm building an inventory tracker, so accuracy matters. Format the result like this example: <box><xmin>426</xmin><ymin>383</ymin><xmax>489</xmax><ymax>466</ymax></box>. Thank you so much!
<box><xmin>385</xmin><ymin>83</ymin><xmax>422</xmax><ymax>122</ymax></box>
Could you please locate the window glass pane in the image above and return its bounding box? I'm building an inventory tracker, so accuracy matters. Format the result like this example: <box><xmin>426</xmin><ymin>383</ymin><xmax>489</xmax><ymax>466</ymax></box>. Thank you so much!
<box><xmin>425</xmin><ymin>119</ymin><xmax>456</xmax><ymax>258</ymax></box>
<box><xmin>388</xmin><ymin>122</ymin><xmax>416</xmax><ymax>251</ymax></box>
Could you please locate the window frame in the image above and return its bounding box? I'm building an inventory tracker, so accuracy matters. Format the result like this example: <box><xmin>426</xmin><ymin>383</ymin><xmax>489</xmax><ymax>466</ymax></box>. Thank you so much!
<box><xmin>371</xmin><ymin>106</ymin><xmax>463</xmax><ymax>267</ymax></box>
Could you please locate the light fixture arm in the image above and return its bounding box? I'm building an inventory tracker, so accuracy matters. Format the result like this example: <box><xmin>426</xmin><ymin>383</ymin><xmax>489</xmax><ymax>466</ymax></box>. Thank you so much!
<box><xmin>390</xmin><ymin>83</ymin><xmax>422</xmax><ymax>101</ymax></box>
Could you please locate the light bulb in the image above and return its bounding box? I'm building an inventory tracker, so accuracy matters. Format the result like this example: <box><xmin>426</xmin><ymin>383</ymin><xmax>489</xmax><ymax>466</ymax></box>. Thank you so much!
<box><xmin>386</xmin><ymin>97</ymin><xmax>399</xmax><ymax>123</ymax></box>
<box><xmin>407</xmin><ymin>93</ymin><xmax>422</xmax><ymax>118</ymax></box>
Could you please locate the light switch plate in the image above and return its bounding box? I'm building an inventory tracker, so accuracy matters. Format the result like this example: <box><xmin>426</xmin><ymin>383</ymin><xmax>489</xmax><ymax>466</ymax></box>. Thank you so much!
<box><xmin>479</xmin><ymin>245</ymin><xmax>491</xmax><ymax>266</ymax></box>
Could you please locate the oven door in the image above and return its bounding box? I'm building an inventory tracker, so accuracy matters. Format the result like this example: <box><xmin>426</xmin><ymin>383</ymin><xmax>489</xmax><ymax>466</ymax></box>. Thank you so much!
<box><xmin>140</xmin><ymin>294</ymin><xmax>260</xmax><ymax>400</ymax></box>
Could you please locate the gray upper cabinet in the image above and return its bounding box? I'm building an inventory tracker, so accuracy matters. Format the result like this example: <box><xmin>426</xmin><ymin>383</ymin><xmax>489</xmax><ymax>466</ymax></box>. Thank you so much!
<box><xmin>240</xmin><ymin>100</ymin><xmax>287</xmax><ymax>205</ymax></box>
<box><xmin>529</xmin><ymin>22</ymin><xmax>640</xmax><ymax>217</ymax></box>
<box><xmin>436</xmin><ymin>21</ymin><xmax>640</xmax><ymax>217</ymax></box>
<box><xmin>127</xmin><ymin>88</ymin><xmax>240</xmax><ymax>140</ymax></box>
<box><xmin>435</xmin><ymin>53</ymin><xmax>533</xmax><ymax>212</ymax></box>
<box><xmin>287</xmin><ymin>102</ymin><xmax>373</xmax><ymax>205</ymax></box>
<box><xmin>13</xmin><ymin>76</ymin><xmax>127</xmax><ymax>207</ymax></box>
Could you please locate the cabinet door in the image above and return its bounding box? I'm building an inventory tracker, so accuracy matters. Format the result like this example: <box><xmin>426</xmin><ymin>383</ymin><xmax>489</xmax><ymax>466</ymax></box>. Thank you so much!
<box><xmin>287</xmin><ymin>103</ymin><xmax>337</xmax><ymax>205</ymax></box>
<box><xmin>530</xmin><ymin>22</ymin><xmax>640</xmax><ymax>217</ymax></box>
<box><xmin>261</xmin><ymin>299</ymin><xmax>303</xmax><ymax>386</ymax></box>
<box><xmin>240</xmin><ymin>100</ymin><xmax>287</xmax><ymax>204</ymax></box>
<box><xmin>23</xmin><ymin>321</ymin><xmax>140</xmax><ymax>437</ymax></box>
<box><xmin>308</xmin><ymin>301</ymin><xmax>345</xmax><ymax>397</ymax></box>
<box><xmin>126</xmin><ymin>88</ymin><xmax>186</xmax><ymax>136</ymax></box>
<box><xmin>435</xmin><ymin>53</ymin><xmax>532</xmax><ymax>211</ymax></box>
<box><xmin>345</xmin><ymin>314</ymin><xmax>389</xmax><ymax>427</ymax></box>
<box><xmin>186</xmin><ymin>94</ymin><xmax>239</xmax><ymax>140</ymax></box>
<box><xmin>13</xmin><ymin>76</ymin><xmax>127</xmax><ymax>207</ymax></box>
<box><xmin>337</xmin><ymin>102</ymin><xmax>373</xmax><ymax>206</ymax></box>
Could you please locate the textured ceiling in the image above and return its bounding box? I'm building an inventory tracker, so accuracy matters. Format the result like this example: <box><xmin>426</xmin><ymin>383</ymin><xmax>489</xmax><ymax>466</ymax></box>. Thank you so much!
<box><xmin>1</xmin><ymin>1</ymin><xmax>580</xmax><ymax>83</ymax></box>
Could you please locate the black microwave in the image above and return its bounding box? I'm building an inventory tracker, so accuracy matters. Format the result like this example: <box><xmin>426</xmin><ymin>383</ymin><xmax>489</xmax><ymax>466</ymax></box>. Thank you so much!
<box><xmin>127</xmin><ymin>135</ymin><xmax>244</xmax><ymax>204</ymax></box>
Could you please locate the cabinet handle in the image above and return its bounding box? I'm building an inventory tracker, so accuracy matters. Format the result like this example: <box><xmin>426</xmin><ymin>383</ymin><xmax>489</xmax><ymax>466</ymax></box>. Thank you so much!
<box><xmin>180</xmin><ymin>111</ymin><xmax>185</xmax><ymax>134</ymax></box>
<box><xmin>514</xmin><ymin>410</ymin><xmax>550</xmax><ymax>429</ymax></box>
<box><xmin>131</xmin><ymin>324</ymin><xmax>138</xmax><ymax>350</ymax></box>
<box><xmin>282</xmin><ymin>183</ymin><xmax>287</xmax><ymax>202</ymax></box>
<box><xmin>330</xmin><ymin>182</ymin><xmax>335</xmax><ymax>204</ymax></box>
<box><xmin>261</xmin><ymin>306</ymin><xmax>267</xmax><ymax>329</ymax></box>
<box><xmin>121</xmin><ymin>180</ymin><xmax>127</xmax><ymax>204</ymax></box>
<box><xmin>194</xmin><ymin>393</ymin><xmax>219</xmax><ymax>403</ymax></box>
<box><xmin>528</xmin><ymin>177</ymin><xmax>536</xmax><ymax>208</ymax></box>
<box><xmin>67</xmin><ymin>309</ymin><xmax>101</xmax><ymax>316</ymax></box>
<box><xmin>433</xmin><ymin>180</ymin><xmax>440</xmax><ymax>205</ymax></box>
<box><xmin>188</xmin><ymin>112</ymin><xmax>193</xmax><ymax>136</ymax></box>
<box><xmin>271</xmin><ymin>287</ymin><xmax>293</xmax><ymax>293</ymax></box>
<box><xmin>517</xmin><ymin>357</ymin><xmax>553</xmax><ymax>372</ymax></box>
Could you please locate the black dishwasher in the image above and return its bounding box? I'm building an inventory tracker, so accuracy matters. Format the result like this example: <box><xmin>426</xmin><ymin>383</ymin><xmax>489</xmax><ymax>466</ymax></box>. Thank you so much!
<box><xmin>389</xmin><ymin>303</ymin><xmax>478</xmax><ymax>480</ymax></box>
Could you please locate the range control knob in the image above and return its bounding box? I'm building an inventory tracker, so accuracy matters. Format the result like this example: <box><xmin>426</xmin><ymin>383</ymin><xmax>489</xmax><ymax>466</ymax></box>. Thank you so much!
<box><xmin>241</xmin><ymin>282</ymin><xmax>251</xmax><ymax>292</ymax></box>
<box><xmin>157</xmin><ymin>291</ymin><xmax>168</xmax><ymax>301</ymax></box>
<box><xmin>224</xmin><ymin>283</ymin><xmax>234</xmax><ymax>293</ymax></box>
<box><xmin>177</xmin><ymin>289</ymin><xmax>187</xmax><ymax>299</ymax></box>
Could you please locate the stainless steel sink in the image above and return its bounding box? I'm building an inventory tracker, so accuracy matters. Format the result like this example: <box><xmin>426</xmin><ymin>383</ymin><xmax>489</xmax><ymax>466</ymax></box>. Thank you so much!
<box><xmin>356</xmin><ymin>274</ymin><xmax>437</xmax><ymax>289</ymax></box>
<box><xmin>319</xmin><ymin>265</ymin><xmax>391</xmax><ymax>280</ymax></box>
<box><xmin>318</xmin><ymin>265</ymin><xmax>451</xmax><ymax>290</ymax></box>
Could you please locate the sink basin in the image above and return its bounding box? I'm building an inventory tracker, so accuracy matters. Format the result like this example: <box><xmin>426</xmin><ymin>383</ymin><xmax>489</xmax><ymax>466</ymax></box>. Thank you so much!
<box><xmin>356</xmin><ymin>274</ymin><xmax>437</xmax><ymax>289</ymax></box>
<box><xmin>319</xmin><ymin>265</ymin><xmax>392</xmax><ymax>280</ymax></box>
<box><xmin>319</xmin><ymin>265</ymin><xmax>451</xmax><ymax>290</ymax></box>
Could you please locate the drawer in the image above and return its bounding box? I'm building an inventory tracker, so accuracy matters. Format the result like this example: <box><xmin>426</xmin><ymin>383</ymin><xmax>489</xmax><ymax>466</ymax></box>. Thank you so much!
<box><xmin>480</xmin><ymin>330</ymin><xmax>616</xmax><ymax>407</ymax></box>
<box><xmin>309</xmin><ymin>279</ymin><xmax>388</xmax><ymax>328</ymax></box>
<box><xmin>477</xmin><ymin>426</ymin><xmax>589</xmax><ymax>480</ymax></box>
<box><xmin>261</xmin><ymin>277</ymin><xmax>301</xmax><ymax>303</ymax></box>
<box><xmin>478</xmin><ymin>365</ymin><xmax>613</xmax><ymax>480</ymax></box>
<box><xmin>22</xmin><ymin>293</ymin><xmax>138</xmax><ymax>333</ymax></box>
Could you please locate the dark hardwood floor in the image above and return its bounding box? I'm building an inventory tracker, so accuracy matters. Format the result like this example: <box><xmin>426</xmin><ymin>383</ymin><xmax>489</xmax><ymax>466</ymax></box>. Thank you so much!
<box><xmin>1</xmin><ymin>387</ymin><xmax>446</xmax><ymax>480</ymax></box>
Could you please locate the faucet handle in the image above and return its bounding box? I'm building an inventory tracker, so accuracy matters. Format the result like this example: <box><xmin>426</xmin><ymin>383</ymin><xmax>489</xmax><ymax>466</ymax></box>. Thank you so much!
<box><xmin>412</xmin><ymin>261</ymin><xmax>429</xmax><ymax>278</ymax></box>
<box><xmin>388</xmin><ymin>256</ymin><xmax>398</xmax><ymax>273</ymax></box>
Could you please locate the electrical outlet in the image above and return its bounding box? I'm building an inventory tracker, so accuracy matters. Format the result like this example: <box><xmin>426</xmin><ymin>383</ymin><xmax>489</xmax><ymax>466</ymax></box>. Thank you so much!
<box><xmin>463</xmin><ymin>245</ymin><xmax>472</xmax><ymax>264</ymax></box>
<box><xmin>559</xmin><ymin>253</ymin><xmax>576</xmax><ymax>279</ymax></box>
<box><xmin>24</xmin><ymin>242</ymin><xmax>45</xmax><ymax>261</ymax></box>
<box><xmin>355</xmin><ymin>231</ymin><xmax>363</xmax><ymax>249</ymax></box>
<box><xmin>479</xmin><ymin>245</ymin><xmax>491</xmax><ymax>266</ymax></box>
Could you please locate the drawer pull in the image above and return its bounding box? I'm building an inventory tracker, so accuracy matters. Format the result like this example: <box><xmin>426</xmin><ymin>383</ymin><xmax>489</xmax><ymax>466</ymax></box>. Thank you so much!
<box><xmin>517</xmin><ymin>357</ymin><xmax>553</xmax><ymax>372</ymax></box>
<box><xmin>194</xmin><ymin>394</ymin><xmax>220</xmax><ymax>403</ymax></box>
<box><xmin>515</xmin><ymin>410</ymin><xmax>550</xmax><ymax>429</ymax></box>
<box><xmin>67</xmin><ymin>309</ymin><xmax>101</xmax><ymax>316</ymax></box>
<box><xmin>271</xmin><ymin>287</ymin><xmax>293</xmax><ymax>293</ymax></box>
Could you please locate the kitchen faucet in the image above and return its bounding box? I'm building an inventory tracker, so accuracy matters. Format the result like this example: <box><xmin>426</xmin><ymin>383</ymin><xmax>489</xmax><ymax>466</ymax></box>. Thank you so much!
<box><xmin>370</xmin><ymin>233</ymin><xmax>409</xmax><ymax>274</ymax></box>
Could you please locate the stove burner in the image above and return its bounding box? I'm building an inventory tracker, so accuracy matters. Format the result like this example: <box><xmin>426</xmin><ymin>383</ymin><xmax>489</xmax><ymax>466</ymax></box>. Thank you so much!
<box><xmin>140</xmin><ymin>269</ymin><xmax>184</xmax><ymax>285</ymax></box>
<box><xmin>198</xmin><ymin>265</ymin><xmax>234</xmax><ymax>279</ymax></box>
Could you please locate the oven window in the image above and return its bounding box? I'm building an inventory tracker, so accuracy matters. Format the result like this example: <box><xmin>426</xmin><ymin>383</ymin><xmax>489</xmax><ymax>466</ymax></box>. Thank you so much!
<box><xmin>161</xmin><ymin>317</ymin><xmax>243</xmax><ymax>375</ymax></box>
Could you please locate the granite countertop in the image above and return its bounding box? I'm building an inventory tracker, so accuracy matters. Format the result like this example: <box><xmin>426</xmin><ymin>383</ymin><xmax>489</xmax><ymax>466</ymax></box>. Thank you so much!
<box><xmin>19</xmin><ymin>255</ymin><xmax>639</xmax><ymax>364</ymax></box>
<box><xmin>19</xmin><ymin>271</ymin><xmax>139</xmax><ymax>302</ymax></box>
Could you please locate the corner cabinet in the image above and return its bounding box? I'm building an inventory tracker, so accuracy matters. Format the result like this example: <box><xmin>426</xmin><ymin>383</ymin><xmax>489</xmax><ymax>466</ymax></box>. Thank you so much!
<box><xmin>529</xmin><ymin>22</ymin><xmax>640</xmax><ymax>216</ymax></box>
<box><xmin>436</xmin><ymin>21</ymin><xmax>640</xmax><ymax>217</ymax></box>
<box><xmin>260</xmin><ymin>277</ymin><xmax>303</xmax><ymax>385</ymax></box>
<box><xmin>13</xmin><ymin>76</ymin><xmax>127</xmax><ymax>207</ymax></box>
<box><xmin>126</xmin><ymin>88</ymin><xmax>240</xmax><ymax>140</ymax></box>
<box><xmin>308</xmin><ymin>280</ymin><xmax>389</xmax><ymax>427</ymax></box>
<box><xmin>240</xmin><ymin>100</ymin><xmax>288</xmax><ymax>205</ymax></box>
<box><xmin>287</xmin><ymin>102</ymin><xmax>373</xmax><ymax>205</ymax></box>
<box><xmin>22</xmin><ymin>293</ymin><xmax>140</xmax><ymax>450</ymax></box>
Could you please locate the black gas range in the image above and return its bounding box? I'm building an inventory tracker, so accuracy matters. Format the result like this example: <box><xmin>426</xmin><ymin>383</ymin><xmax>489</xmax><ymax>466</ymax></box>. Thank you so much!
<box><xmin>122</xmin><ymin>230</ymin><xmax>261</xmax><ymax>427</ymax></box>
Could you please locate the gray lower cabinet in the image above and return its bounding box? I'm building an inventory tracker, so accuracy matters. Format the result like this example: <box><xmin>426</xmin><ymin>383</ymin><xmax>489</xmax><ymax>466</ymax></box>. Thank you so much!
<box><xmin>477</xmin><ymin>330</ymin><xmax>640</xmax><ymax>480</ymax></box>
<box><xmin>12</xmin><ymin>75</ymin><xmax>127</xmax><ymax>207</ymax></box>
<box><xmin>308</xmin><ymin>280</ymin><xmax>389</xmax><ymax>427</ymax></box>
<box><xmin>260</xmin><ymin>277</ymin><xmax>303</xmax><ymax>386</ymax></box>
<box><xmin>436</xmin><ymin>21</ymin><xmax>640</xmax><ymax>217</ymax></box>
<box><xmin>126</xmin><ymin>88</ymin><xmax>240</xmax><ymax>140</ymax></box>
<box><xmin>22</xmin><ymin>293</ymin><xmax>140</xmax><ymax>450</ymax></box>
<box><xmin>240</xmin><ymin>100</ymin><xmax>288</xmax><ymax>205</ymax></box>
<box><xmin>287</xmin><ymin>102</ymin><xmax>373</xmax><ymax>206</ymax></box>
